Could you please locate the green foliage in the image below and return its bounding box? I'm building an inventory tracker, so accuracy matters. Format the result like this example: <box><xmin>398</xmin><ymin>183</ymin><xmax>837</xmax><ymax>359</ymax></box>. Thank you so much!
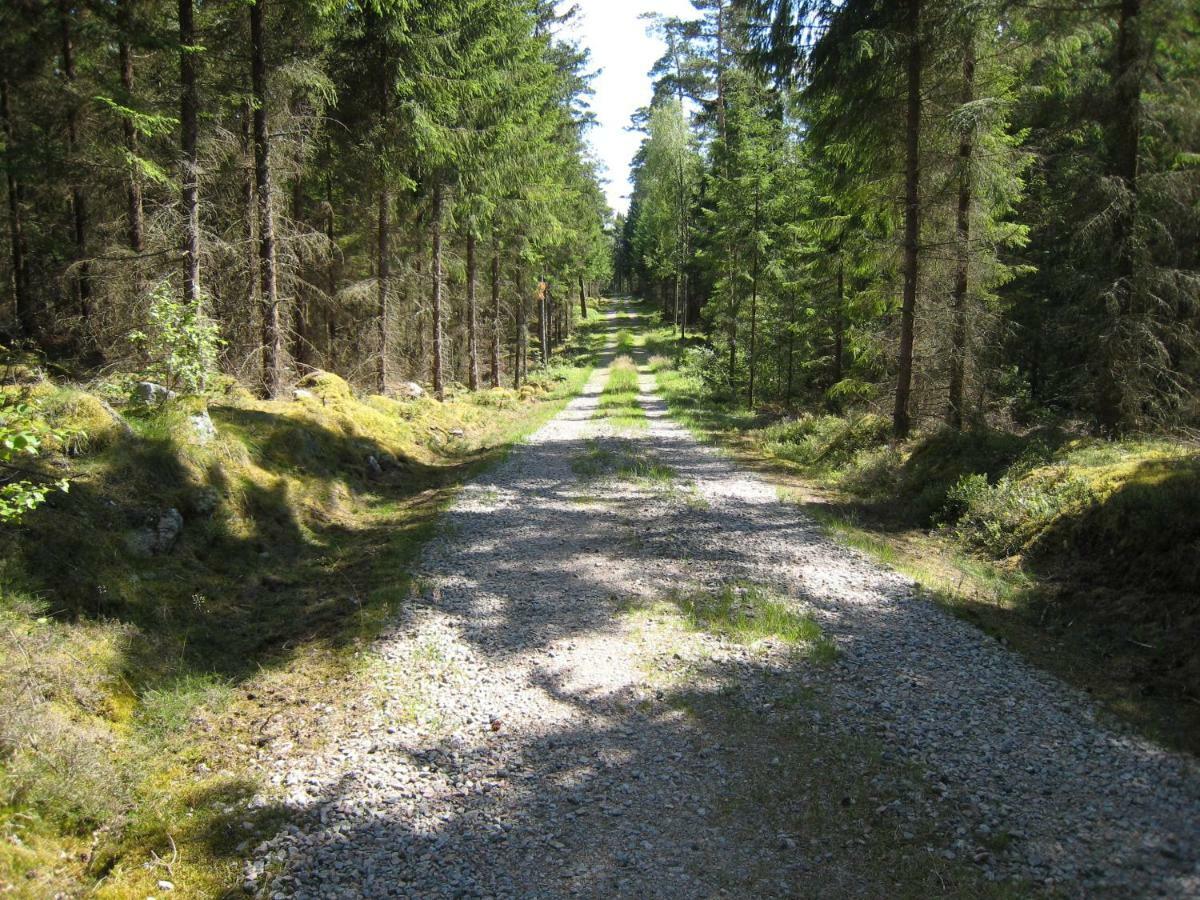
<box><xmin>944</xmin><ymin>471</ymin><xmax>1095</xmax><ymax>557</ymax></box>
<box><xmin>95</xmin><ymin>95</ymin><xmax>178</xmax><ymax>137</ymax></box>
<box><xmin>0</xmin><ymin>398</ymin><xmax>71</xmax><ymax>521</ymax></box>
<box><xmin>632</xmin><ymin>99</ymin><xmax>700</xmax><ymax>289</ymax></box>
<box><xmin>758</xmin><ymin>413</ymin><xmax>890</xmax><ymax>470</ymax></box>
<box><xmin>625</xmin><ymin>0</ymin><xmax>1199</xmax><ymax>433</ymax></box>
<box><xmin>672</xmin><ymin>581</ymin><xmax>835</xmax><ymax>656</ymax></box>
<box><xmin>594</xmin><ymin>356</ymin><xmax>647</xmax><ymax>430</ymax></box>
<box><xmin>130</xmin><ymin>281</ymin><xmax>222</xmax><ymax>395</ymax></box>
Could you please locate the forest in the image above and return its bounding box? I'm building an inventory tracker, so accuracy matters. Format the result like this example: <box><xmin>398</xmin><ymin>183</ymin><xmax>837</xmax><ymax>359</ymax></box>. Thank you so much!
<box><xmin>621</xmin><ymin>0</ymin><xmax>1199</xmax><ymax>436</ymax></box>
<box><xmin>0</xmin><ymin>0</ymin><xmax>611</xmax><ymax>399</ymax></box>
<box><xmin>618</xmin><ymin>0</ymin><xmax>1200</xmax><ymax>741</ymax></box>
<box><xmin>1</xmin><ymin>0</ymin><xmax>1199</xmax><ymax>896</ymax></box>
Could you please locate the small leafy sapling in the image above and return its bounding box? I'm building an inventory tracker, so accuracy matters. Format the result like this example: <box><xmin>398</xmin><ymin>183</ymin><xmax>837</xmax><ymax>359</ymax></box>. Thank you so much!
<box><xmin>0</xmin><ymin>398</ymin><xmax>71</xmax><ymax>521</ymax></box>
<box><xmin>130</xmin><ymin>280</ymin><xmax>223</xmax><ymax>395</ymax></box>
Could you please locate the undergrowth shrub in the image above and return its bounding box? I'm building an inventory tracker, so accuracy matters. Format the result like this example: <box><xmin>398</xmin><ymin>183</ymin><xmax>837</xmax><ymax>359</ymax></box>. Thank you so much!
<box><xmin>525</xmin><ymin>359</ymin><xmax>582</xmax><ymax>398</ymax></box>
<box><xmin>759</xmin><ymin>413</ymin><xmax>890</xmax><ymax>471</ymax></box>
<box><xmin>837</xmin><ymin>444</ymin><xmax>906</xmax><ymax>498</ymax></box>
<box><xmin>0</xmin><ymin>395</ymin><xmax>74</xmax><ymax>520</ymax></box>
<box><xmin>944</xmin><ymin>471</ymin><xmax>1097</xmax><ymax>557</ymax></box>
<box><xmin>469</xmin><ymin>387</ymin><xmax>520</xmax><ymax>409</ymax></box>
<box><xmin>896</xmin><ymin>428</ymin><xmax>1028</xmax><ymax>523</ymax></box>
<box><xmin>676</xmin><ymin>346</ymin><xmax>731</xmax><ymax>400</ymax></box>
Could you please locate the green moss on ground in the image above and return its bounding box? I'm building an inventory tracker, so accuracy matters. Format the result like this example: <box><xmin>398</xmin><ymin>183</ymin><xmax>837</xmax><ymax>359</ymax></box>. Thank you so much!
<box><xmin>0</xmin><ymin>345</ymin><xmax>594</xmax><ymax>897</ymax></box>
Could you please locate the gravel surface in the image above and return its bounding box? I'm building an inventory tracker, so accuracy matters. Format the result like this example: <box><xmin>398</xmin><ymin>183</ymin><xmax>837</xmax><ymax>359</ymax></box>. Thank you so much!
<box><xmin>249</xmin><ymin>308</ymin><xmax>1200</xmax><ymax>898</ymax></box>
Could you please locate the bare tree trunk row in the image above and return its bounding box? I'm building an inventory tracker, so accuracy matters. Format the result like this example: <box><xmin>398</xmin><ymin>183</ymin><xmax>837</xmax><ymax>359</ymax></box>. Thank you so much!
<box><xmin>430</xmin><ymin>181</ymin><xmax>445</xmax><ymax>399</ymax></box>
<box><xmin>491</xmin><ymin>245</ymin><xmax>501</xmax><ymax>388</ymax></box>
<box><xmin>60</xmin><ymin>1</ymin><xmax>91</xmax><ymax>321</ymax></box>
<box><xmin>466</xmin><ymin>230</ymin><xmax>479</xmax><ymax>391</ymax></box>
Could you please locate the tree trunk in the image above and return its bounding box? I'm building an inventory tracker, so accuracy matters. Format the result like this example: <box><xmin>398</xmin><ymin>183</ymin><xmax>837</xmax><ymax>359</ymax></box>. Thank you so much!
<box><xmin>430</xmin><ymin>182</ymin><xmax>445</xmax><ymax>399</ymax></box>
<box><xmin>466</xmin><ymin>230</ymin><xmax>479</xmax><ymax>390</ymax></box>
<box><xmin>1097</xmin><ymin>0</ymin><xmax>1142</xmax><ymax>434</ymax></box>
<box><xmin>538</xmin><ymin>281</ymin><xmax>548</xmax><ymax>365</ymax></box>
<box><xmin>118</xmin><ymin>1</ymin><xmax>144</xmax><ymax>261</ymax></box>
<box><xmin>833</xmin><ymin>256</ymin><xmax>845</xmax><ymax>385</ymax></box>
<box><xmin>786</xmin><ymin>320</ymin><xmax>795</xmax><ymax>401</ymax></box>
<box><xmin>240</xmin><ymin>99</ymin><xmax>260</xmax><ymax>353</ymax></box>
<box><xmin>325</xmin><ymin>175</ymin><xmax>337</xmax><ymax>365</ymax></box>
<box><xmin>579</xmin><ymin>273</ymin><xmax>586</xmax><ymax>319</ymax></box>
<box><xmin>60</xmin><ymin>1</ymin><xmax>91</xmax><ymax>320</ymax></box>
<box><xmin>376</xmin><ymin>188</ymin><xmax>390</xmax><ymax>392</ymax></box>
<box><xmin>947</xmin><ymin>41</ymin><xmax>975</xmax><ymax>431</ymax></box>
<box><xmin>1</xmin><ymin>80</ymin><xmax>31</xmax><ymax>336</ymax></box>
<box><xmin>491</xmin><ymin>246</ymin><xmax>501</xmax><ymax>388</ymax></box>
<box><xmin>251</xmin><ymin>0</ymin><xmax>282</xmax><ymax>399</ymax></box>
<box><xmin>515</xmin><ymin>268</ymin><xmax>527</xmax><ymax>388</ymax></box>
<box><xmin>748</xmin><ymin>264</ymin><xmax>758</xmax><ymax>408</ymax></box>
<box><xmin>747</xmin><ymin>190</ymin><xmax>760</xmax><ymax>408</ymax></box>
<box><xmin>728</xmin><ymin>323</ymin><xmax>737</xmax><ymax>391</ymax></box>
<box><xmin>714</xmin><ymin>0</ymin><xmax>728</xmax><ymax>145</ymax></box>
<box><xmin>180</xmin><ymin>0</ymin><xmax>200</xmax><ymax>308</ymax></box>
<box><xmin>674</xmin><ymin>273</ymin><xmax>681</xmax><ymax>339</ymax></box>
<box><xmin>291</xmin><ymin>175</ymin><xmax>311</xmax><ymax>369</ymax></box>
<box><xmin>892</xmin><ymin>0</ymin><xmax>922</xmax><ymax>439</ymax></box>
<box><xmin>681</xmin><ymin>272</ymin><xmax>688</xmax><ymax>339</ymax></box>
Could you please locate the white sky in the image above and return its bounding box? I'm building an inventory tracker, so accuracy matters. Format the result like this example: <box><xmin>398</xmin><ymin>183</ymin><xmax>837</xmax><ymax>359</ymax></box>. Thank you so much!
<box><xmin>566</xmin><ymin>0</ymin><xmax>699</xmax><ymax>215</ymax></box>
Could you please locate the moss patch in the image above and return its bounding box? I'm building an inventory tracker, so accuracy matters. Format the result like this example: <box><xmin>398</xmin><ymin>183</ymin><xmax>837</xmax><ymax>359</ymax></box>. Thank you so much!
<box><xmin>0</xmin><ymin>331</ymin><xmax>596</xmax><ymax>896</ymax></box>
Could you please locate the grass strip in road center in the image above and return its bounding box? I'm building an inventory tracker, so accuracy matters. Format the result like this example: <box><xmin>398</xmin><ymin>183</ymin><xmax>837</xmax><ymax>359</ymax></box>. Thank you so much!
<box><xmin>595</xmin><ymin>355</ymin><xmax>647</xmax><ymax>430</ymax></box>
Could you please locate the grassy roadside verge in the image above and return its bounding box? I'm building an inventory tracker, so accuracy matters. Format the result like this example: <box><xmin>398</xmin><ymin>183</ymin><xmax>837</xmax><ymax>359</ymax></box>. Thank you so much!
<box><xmin>0</xmin><ymin>317</ymin><xmax>602</xmax><ymax>897</ymax></box>
<box><xmin>628</xmin><ymin>300</ymin><xmax>1200</xmax><ymax>757</ymax></box>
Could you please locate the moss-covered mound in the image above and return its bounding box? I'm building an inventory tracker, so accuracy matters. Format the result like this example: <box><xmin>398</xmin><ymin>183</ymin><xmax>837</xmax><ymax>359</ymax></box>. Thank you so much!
<box><xmin>0</xmin><ymin>361</ymin><xmax>589</xmax><ymax>897</ymax></box>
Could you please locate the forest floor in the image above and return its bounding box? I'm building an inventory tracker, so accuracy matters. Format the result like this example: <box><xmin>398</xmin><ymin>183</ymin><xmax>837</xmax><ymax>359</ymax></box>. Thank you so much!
<box><xmin>249</xmin><ymin>303</ymin><xmax>1199</xmax><ymax>898</ymax></box>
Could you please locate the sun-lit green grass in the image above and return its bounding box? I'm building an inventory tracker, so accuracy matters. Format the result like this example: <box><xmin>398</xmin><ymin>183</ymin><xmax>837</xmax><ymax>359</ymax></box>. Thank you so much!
<box><xmin>595</xmin><ymin>355</ymin><xmax>646</xmax><ymax>430</ymax></box>
<box><xmin>670</xmin><ymin>581</ymin><xmax>837</xmax><ymax>660</ymax></box>
<box><xmin>572</xmin><ymin>437</ymin><xmax>674</xmax><ymax>483</ymax></box>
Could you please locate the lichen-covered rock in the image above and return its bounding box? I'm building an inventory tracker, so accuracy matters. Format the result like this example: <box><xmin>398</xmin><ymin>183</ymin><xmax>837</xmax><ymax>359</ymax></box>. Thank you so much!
<box><xmin>133</xmin><ymin>381</ymin><xmax>176</xmax><ymax>405</ymax></box>
<box><xmin>188</xmin><ymin>409</ymin><xmax>217</xmax><ymax>443</ymax></box>
<box><xmin>188</xmin><ymin>487</ymin><xmax>220</xmax><ymax>517</ymax></box>
<box><xmin>124</xmin><ymin>508</ymin><xmax>184</xmax><ymax>557</ymax></box>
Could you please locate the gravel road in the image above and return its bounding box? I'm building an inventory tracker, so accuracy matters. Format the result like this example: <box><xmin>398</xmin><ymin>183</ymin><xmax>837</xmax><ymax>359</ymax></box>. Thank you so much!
<box><xmin>250</xmin><ymin>307</ymin><xmax>1200</xmax><ymax>898</ymax></box>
